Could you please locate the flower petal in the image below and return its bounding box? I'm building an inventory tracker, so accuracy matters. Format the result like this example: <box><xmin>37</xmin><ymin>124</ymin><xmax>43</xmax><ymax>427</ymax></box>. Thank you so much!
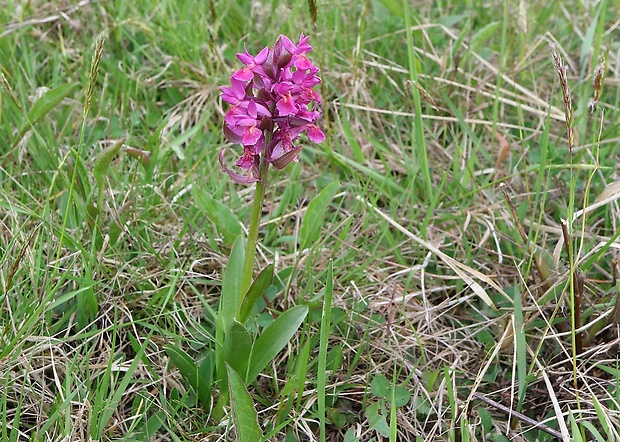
<box><xmin>254</xmin><ymin>46</ymin><xmax>269</xmax><ymax>64</ymax></box>
<box><xmin>307</xmin><ymin>124</ymin><xmax>325</xmax><ymax>143</ymax></box>
<box><xmin>219</xmin><ymin>149</ymin><xmax>260</xmax><ymax>183</ymax></box>
<box><xmin>276</xmin><ymin>92</ymin><xmax>298</xmax><ymax>116</ymax></box>
<box><xmin>232</xmin><ymin>67</ymin><xmax>254</xmax><ymax>81</ymax></box>
<box><xmin>223</xmin><ymin>124</ymin><xmax>243</xmax><ymax>144</ymax></box>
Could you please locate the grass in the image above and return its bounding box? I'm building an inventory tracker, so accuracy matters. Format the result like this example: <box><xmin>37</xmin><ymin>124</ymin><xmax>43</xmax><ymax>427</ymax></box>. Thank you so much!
<box><xmin>2</xmin><ymin>0</ymin><xmax>620</xmax><ymax>440</ymax></box>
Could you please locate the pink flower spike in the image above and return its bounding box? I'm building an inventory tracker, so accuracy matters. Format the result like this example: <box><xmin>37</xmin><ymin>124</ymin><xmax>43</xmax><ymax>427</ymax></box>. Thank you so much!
<box><xmin>220</xmin><ymin>34</ymin><xmax>324</xmax><ymax>182</ymax></box>
<box><xmin>306</xmin><ymin>124</ymin><xmax>325</xmax><ymax>143</ymax></box>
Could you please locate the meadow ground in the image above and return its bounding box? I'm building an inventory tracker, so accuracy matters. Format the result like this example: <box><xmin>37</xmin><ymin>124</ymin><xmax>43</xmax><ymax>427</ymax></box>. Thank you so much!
<box><xmin>2</xmin><ymin>1</ymin><xmax>620</xmax><ymax>441</ymax></box>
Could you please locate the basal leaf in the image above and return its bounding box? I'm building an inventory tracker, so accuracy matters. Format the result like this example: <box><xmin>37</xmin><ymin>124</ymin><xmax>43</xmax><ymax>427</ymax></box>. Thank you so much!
<box><xmin>164</xmin><ymin>344</ymin><xmax>211</xmax><ymax>408</ymax></box>
<box><xmin>227</xmin><ymin>364</ymin><xmax>263</xmax><ymax>442</ymax></box>
<box><xmin>222</xmin><ymin>321</ymin><xmax>252</xmax><ymax>379</ymax></box>
<box><xmin>246</xmin><ymin>305</ymin><xmax>308</xmax><ymax>383</ymax></box>
<box><xmin>220</xmin><ymin>236</ymin><xmax>245</xmax><ymax>333</ymax></box>
<box><xmin>193</xmin><ymin>186</ymin><xmax>243</xmax><ymax>244</ymax></box>
<box><xmin>238</xmin><ymin>264</ymin><xmax>273</xmax><ymax>324</ymax></box>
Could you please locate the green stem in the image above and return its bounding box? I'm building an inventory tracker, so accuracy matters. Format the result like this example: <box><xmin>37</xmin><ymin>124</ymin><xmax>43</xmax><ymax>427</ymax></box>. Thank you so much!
<box><xmin>242</xmin><ymin>157</ymin><xmax>270</xmax><ymax>295</ymax></box>
<box><xmin>211</xmin><ymin>389</ymin><xmax>229</xmax><ymax>422</ymax></box>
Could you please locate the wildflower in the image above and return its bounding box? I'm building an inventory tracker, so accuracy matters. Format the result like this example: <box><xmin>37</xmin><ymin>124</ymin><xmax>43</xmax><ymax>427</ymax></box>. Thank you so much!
<box><xmin>232</xmin><ymin>45</ymin><xmax>269</xmax><ymax>81</ymax></box>
<box><xmin>220</xmin><ymin>34</ymin><xmax>324</xmax><ymax>183</ymax></box>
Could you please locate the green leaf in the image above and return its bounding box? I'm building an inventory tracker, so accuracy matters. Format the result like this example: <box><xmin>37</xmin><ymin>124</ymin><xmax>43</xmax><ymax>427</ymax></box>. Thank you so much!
<box><xmin>391</xmin><ymin>386</ymin><xmax>410</xmax><ymax>407</ymax></box>
<box><xmin>164</xmin><ymin>344</ymin><xmax>212</xmax><ymax>408</ymax></box>
<box><xmin>299</xmin><ymin>181</ymin><xmax>339</xmax><ymax>250</ymax></box>
<box><xmin>344</xmin><ymin>427</ymin><xmax>359</xmax><ymax>442</ymax></box>
<box><xmin>215</xmin><ymin>236</ymin><xmax>245</xmax><ymax>400</ymax></box>
<box><xmin>222</xmin><ymin>321</ymin><xmax>252</xmax><ymax>379</ymax></box>
<box><xmin>238</xmin><ymin>264</ymin><xmax>273</xmax><ymax>324</ymax></box>
<box><xmin>13</xmin><ymin>82</ymin><xmax>79</xmax><ymax>148</ymax></box>
<box><xmin>365</xmin><ymin>401</ymin><xmax>390</xmax><ymax>437</ymax></box>
<box><xmin>193</xmin><ymin>187</ymin><xmax>243</xmax><ymax>244</ymax></box>
<box><xmin>227</xmin><ymin>364</ymin><xmax>263</xmax><ymax>442</ymax></box>
<box><xmin>93</xmin><ymin>137</ymin><xmax>125</xmax><ymax>195</ymax></box>
<box><xmin>470</xmin><ymin>22</ymin><xmax>500</xmax><ymax>52</ymax></box>
<box><xmin>246</xmin><ymin>305</ymin><xmax>308</xmax><ymax>383</ymax></box>
<box><xmin>371</xmin><ymin>375</ymin><xmax>390</xmax><ymax>398</ymax></box>
<box><xmin>376</xmin><ymin>0</ymin><xmax>404</xmax><ymax>17</ymax></box>
<box><xmin>221</xmin><ymin>236</ymin><xmax>246</xmax><ymax>333</ymax></box>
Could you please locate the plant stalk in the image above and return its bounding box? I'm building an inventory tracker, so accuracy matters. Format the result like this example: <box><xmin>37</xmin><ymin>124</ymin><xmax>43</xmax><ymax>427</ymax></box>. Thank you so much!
<box><xmin>242</xmin><ymin>156</ymin><xmax>270</xmax><ymax>296</ymax></box>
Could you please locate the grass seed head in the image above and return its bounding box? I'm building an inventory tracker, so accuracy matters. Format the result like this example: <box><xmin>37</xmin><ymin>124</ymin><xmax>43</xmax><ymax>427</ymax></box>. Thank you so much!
<box><xmin>550</xmin><ymin>43</ymin><xmax>574</xmax><ymax>152</ymax></box>
<box><xmin>85</xmin><ymin>35</ymin><xmax>105</xmax><ymax>117</ymax></box>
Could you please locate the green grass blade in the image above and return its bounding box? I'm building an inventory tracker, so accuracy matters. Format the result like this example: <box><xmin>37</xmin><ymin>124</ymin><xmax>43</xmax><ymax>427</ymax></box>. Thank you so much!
<box><xmin>299</xmin><ymin>181</ymin><xmax>339</xmax><ymax>250</ymax></box>
<box><xmin>317</xmin><ymin>260</ymin><xmax>333</xmax><ymax>442</ymax></box>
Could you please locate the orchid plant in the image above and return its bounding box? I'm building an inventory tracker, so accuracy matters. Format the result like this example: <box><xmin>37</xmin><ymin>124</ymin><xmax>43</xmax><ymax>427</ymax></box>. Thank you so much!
<box><xmin>220</xmin><ymin>34</ymin><xmax>325</xmax><ymax>300</ymax></box>
<box><xmin>164</xmin><ymin>35</ymin><xmax>325</xmax><ymax>428</ymax></box>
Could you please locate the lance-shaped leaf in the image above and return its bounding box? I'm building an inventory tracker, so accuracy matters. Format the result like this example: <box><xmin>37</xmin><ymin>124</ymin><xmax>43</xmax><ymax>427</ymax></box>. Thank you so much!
<box><xmin>13</xmin><ymin>83</ymin><xmax>79</xmax><ymax>148</ymax></box>
<box><xmin>193</xmin><ymin>186</ymin><xmax>243</xmax><ymax>244</ymax></box>
<box><xmin>227</xmin><ymin>364</ymin><xmax>263</xmax><ymax>442</ymax></box>
<box><xmin>164</xmin><ymin>344</ymin><xmax>212</xmax><ymax>408</ymax></box>
<box><xmin>94</xmin><ymin>137</ymin><xmax>125</xmax><ymax>196</ymax></box>
<box><xmin>222</xmin><ymin>320</ymin><xmax>252</xmax><ymax>379</ymax></box>
<box><xmin>246</xmin><ymin>305</ymin><xmax>308</xmax><ymax>384</ymax></box>
<box><xmin>238</xmin><ymin>264</ymin><xmax>273</xmax><ymax>324</ymax></box>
